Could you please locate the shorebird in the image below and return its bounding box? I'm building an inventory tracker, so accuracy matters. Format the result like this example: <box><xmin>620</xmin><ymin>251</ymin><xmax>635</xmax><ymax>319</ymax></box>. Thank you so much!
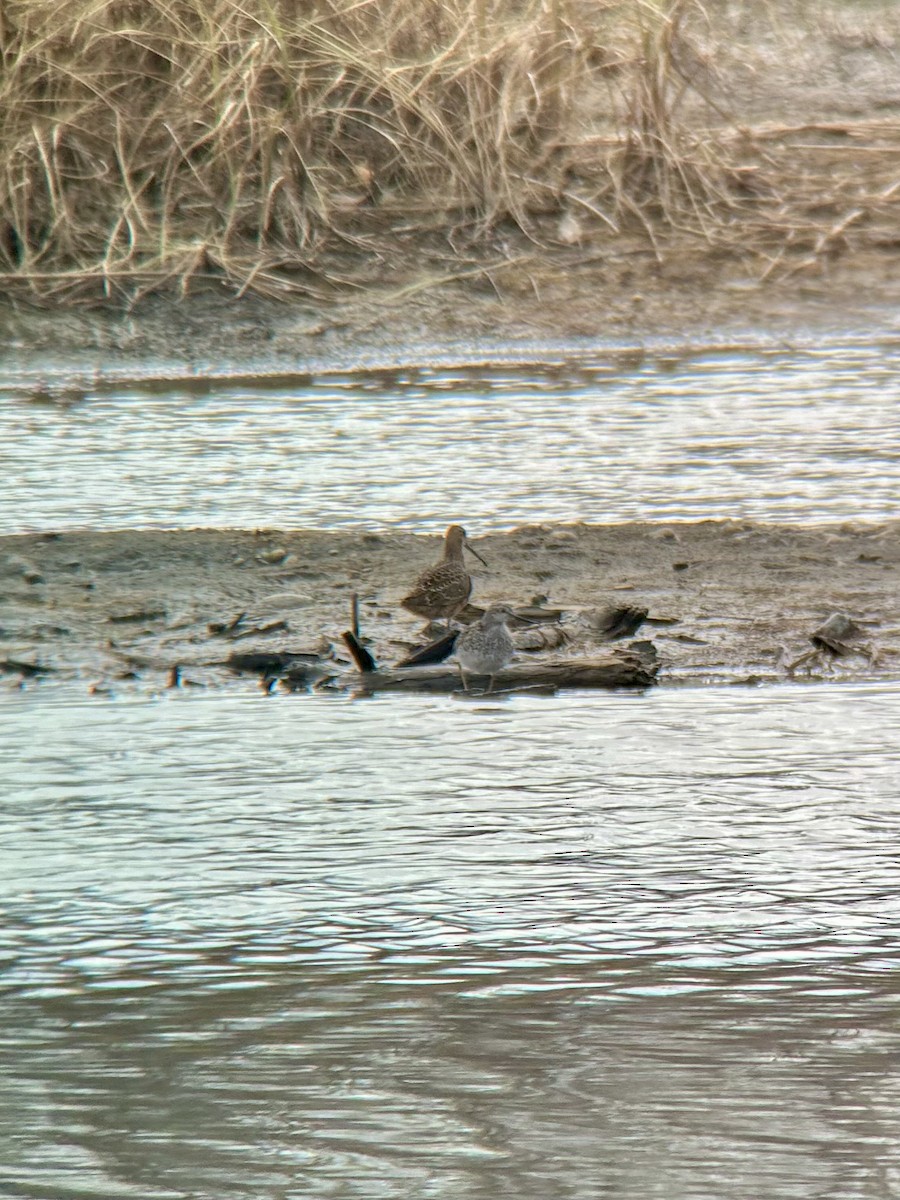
<box><xmin>456</xmin><ymin>604</ymin><xmax>516</xmax><ymax>693</ymax></box>
<box><xmin>401</xmin><ymin>525</ymin><xmax>487</xmax><ymax>630</ymax></box>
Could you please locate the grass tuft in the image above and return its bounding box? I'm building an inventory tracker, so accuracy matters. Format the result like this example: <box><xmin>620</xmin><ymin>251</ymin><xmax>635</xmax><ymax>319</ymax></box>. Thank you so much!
<box><xmin>0</xmin><ymin>0</ymin><xmax>897</xmax><ymax>302</ymax></box>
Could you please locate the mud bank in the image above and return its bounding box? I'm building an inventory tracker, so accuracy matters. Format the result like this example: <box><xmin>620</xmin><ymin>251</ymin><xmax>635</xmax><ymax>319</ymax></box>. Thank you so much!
<box><xmin>6</xmin><ymin>246</ymin><xmax>900</xmax><ymax>379</ymax></box>
<box><xmin>2</xmin><ymin>522</ymin><xmax>897</xmax><ymax>695</ymax></box>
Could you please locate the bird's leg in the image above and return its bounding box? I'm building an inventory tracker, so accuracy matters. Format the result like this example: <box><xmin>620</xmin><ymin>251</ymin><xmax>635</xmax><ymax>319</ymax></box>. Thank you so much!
<box><xmin>458</xmin><ymin>664</ymin><xmax>470</xmax><ymax>692</ymax></box>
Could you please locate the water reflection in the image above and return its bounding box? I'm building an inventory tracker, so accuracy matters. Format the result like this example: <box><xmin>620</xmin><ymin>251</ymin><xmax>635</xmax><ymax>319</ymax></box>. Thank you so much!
<box><xmin>3</xmin><ymin>343</ymin><xmax>900</xmax><ymax>532</ymax></box>
<box><xmin>3</xmin><ymin>684</ymin><xmax>900</xmax><ymax>1197</ymax></box>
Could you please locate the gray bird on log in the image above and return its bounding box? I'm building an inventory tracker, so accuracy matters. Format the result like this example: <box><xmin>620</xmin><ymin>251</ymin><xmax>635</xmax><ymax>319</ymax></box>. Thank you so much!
<box><xmin>455</xmin><ymin>604</ymin><xmax>516</xmax><ymax>693</ymax></box>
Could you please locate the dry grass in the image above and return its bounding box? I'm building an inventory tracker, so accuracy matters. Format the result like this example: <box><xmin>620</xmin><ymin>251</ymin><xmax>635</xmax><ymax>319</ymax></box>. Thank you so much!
<box><xmin>0</xmin><ymin>0</ymin><xmax>898</xmax><ymax>303</ymax></box>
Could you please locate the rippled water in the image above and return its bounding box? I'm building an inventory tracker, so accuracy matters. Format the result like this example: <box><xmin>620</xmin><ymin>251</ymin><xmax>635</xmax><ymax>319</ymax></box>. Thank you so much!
<box><xmin>4</xmin><ymin>342</ymin><xmax>900</xmax><ymax>533</ymax></box>
<box><xmin>4</xmin><ymin>684</ymin><xmax>900</xmax><ymax>1198</ymax></box>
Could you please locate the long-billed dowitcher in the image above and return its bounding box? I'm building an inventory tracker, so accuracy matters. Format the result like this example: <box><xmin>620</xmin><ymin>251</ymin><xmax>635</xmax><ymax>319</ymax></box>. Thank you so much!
<box><xmin>456</xmin><ymin>604</ymin><xmax>516</xmax><ymax>693</ymax></box>
<box><xmin>401</xmin><ymin>525</ymin><xmax>487</xmax><ymax>630</ymax></box>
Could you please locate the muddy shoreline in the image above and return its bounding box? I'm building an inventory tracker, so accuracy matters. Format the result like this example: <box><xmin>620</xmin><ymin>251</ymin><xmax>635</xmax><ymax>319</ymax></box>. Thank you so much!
<box><xmin>2</xmin><ymin>521</ymin><xmax>897</xmax><ymax>695</ymax></box>
<box><xmin>6</xmin><ymin>243</ymin><xmax>900</xmax><ymax>381</ymax></box>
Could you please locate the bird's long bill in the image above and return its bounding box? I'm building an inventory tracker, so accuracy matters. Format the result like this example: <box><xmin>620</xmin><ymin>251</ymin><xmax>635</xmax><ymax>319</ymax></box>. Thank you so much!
<box><xmin>465</xmin><ymin>540</ymin><xmax>488</xmax><ymax>566</ymax></box>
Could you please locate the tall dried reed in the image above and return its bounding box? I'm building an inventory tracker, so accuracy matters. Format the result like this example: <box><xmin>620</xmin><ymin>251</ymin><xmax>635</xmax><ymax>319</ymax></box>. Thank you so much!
<box><xmin>1</xmin><ymin>0</ymin><xmax>886</xmax><ymax>302</ymax></box>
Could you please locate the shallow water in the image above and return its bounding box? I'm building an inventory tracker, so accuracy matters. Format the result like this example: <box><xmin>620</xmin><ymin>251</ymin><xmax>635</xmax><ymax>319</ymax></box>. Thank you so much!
<box><xmin>4</xmin><ymin>342</ymin><xmax>900</xmax><ymax>533</ymax></box>
<box><xmin>4</xmin><ymin>683</ymin><xmax>900</xmax><ymax>1199</ymax></box>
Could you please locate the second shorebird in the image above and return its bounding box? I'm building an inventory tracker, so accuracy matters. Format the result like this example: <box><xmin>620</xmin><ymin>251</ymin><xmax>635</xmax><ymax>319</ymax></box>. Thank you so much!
<box><xmin>401</xmin><ymin>524</ymin><xmax>487</xmax><ymax>630</ymax></box>
<box><xmin>455</xmin><ymin>604</ymin><xmax>516</xmax><ymax>693</ymax></box>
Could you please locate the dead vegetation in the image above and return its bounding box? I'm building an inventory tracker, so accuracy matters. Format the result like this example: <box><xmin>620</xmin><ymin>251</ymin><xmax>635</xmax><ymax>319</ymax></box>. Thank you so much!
<box><xmin>0</xmin><ymin>0</ymin><xmax>899</xmax><ymax>304</ymax></box>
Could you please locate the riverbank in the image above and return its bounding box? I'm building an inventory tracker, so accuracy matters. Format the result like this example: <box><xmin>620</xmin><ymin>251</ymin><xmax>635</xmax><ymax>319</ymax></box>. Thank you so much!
<box><xmin>2</xmin><ymin>522</ymin><xmax>897</xmax><ymax>694</ymax></box>
<box><xmin>3</xmin><ymin>0</ymin><xmax>900</xmax><ymax>366</ymax></box>
<box><xmin>7</xmin><ymin>242</ymin><xmax>900</xmax><ymax>374</ymax></box>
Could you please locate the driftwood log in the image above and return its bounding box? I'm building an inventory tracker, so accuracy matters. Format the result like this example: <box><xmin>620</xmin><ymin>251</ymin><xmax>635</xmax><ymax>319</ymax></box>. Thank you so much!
<box><xmin>323</xmin><ymin>651</ymin><xmax>657</xmax><ymax>694</ymax></box>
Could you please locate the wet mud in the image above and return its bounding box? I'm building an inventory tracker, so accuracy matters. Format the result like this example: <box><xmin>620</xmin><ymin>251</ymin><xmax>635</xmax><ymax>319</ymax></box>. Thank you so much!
<box><xmin>2</xmin><ymin>521</ymin><xmax>898</xmax><ymax>695</ymax></box>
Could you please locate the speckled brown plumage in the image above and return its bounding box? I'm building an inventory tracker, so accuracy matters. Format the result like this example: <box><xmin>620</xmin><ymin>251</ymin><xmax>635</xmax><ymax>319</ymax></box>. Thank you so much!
<box><xmin>401</xmin><ymin>525</ymin><xmax>482</xmax><ymax>628</ymax></box>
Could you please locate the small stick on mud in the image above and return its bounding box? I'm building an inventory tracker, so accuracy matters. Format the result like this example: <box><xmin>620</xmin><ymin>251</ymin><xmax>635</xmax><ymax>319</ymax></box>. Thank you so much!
<box><xmin>342</xmin><ymin>592</ymin><xmax>375</xmax><ymax>671</ymax></box>
<box><xmin>342</xmin><ymin>631</ymin><xmax>376</xmax><ymax>672</ymax></box>
<box><xmin>208</xmin><ymin>612</ymin><xmax>247</xmax><ymax>636</ymax></box>
<box><xmin>395</xmin><ymin>631</ymin><xmax>458</xmax><ymax>668</ymax></box>
<box><xmin>0</xmin><ymin>658</ymin><xmax>55</xmax><ymax>677</ymax></box>
<box><xmin>350</xmin><ymin>593</ymin><xmax>360</xmax><ymax>642</ymax></box>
